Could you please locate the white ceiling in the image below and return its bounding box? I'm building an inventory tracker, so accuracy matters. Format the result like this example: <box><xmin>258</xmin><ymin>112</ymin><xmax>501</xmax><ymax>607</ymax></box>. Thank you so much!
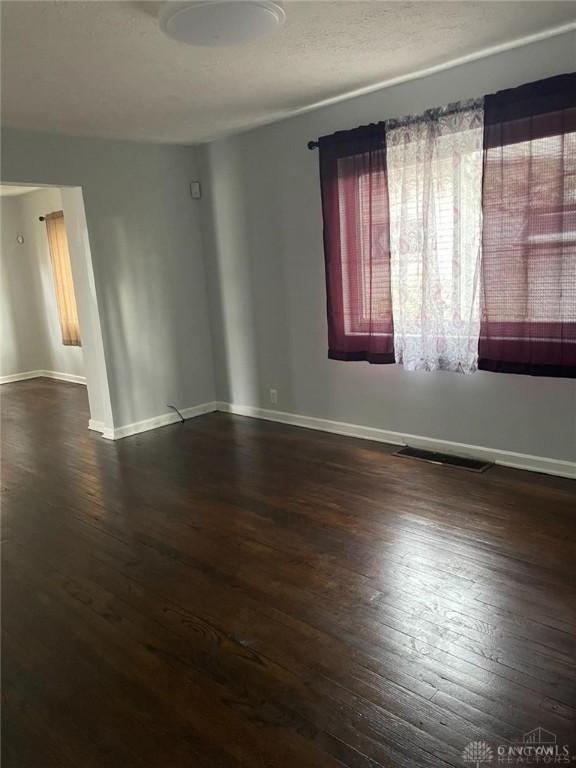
<box><xmin>0</xmin><ymin>185</ymin><xmax>41</xmax><ymax>197</ymax></box>
<box><xmin>1</xmin><ymin>1</ymin><xmax>575</xmax><ymax>144</ymax></box>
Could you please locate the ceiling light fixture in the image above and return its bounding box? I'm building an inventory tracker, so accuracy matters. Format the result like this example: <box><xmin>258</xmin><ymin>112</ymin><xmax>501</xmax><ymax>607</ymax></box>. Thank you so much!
<box><xmin>159</xmin><ymin>1</ymin><xmax>286</xmax><ymax>47</ymax></box>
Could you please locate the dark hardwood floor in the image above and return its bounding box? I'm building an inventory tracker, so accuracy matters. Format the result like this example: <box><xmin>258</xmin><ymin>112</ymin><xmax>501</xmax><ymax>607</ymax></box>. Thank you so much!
<box><xmin>2</xmin><ymin>378</ymin><xmax>575</xmax><ymax>767</ymax></box>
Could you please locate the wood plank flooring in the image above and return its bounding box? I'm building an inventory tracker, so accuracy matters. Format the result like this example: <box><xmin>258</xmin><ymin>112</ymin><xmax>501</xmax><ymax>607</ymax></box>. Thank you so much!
<box><xmin>2</xmin><ymin>378</ymin><xmax>575</xmax><ymax>767</ymax></box>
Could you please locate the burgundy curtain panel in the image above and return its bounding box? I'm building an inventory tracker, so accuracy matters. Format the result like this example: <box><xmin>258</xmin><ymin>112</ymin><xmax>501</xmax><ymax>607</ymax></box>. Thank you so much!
<box><xmin>479</xmin><ymin>73</ymin><xmax>576</xmax><ymax>377</ymax></box>
<box><xmin>318</xmin><ymin>124</ymin><xmax>395</xmax><ymax>363</ymax></box>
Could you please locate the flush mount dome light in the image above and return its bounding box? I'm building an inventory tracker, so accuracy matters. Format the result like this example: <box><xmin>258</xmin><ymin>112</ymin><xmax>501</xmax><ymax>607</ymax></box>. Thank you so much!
<box><xmin>159</xmin><ymin>1</ymin><xmax>286</xmax><ymax>46</ymax></box>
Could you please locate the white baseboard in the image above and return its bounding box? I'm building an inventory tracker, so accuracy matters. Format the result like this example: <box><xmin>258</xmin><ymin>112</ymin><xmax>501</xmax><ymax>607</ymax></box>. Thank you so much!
<box><xmin>41</xmin><ymin>370</ymin><xmax>87</xmax><ymax>385</ymax></box>
<box><xmin>27</xmin><ymin>385</ymin><xmax>571</xmax><ymax>479</ymax></box>
<box><xmin>216</xmin><ymin>402</ymin><xmax>576</xmax><ymax>480</ymax></box>
<box><xmin>0</xmin><ymin>370</ymin><xmax>86</xmax><ymax>385</ymax></box>
<box><xmin>0</xmin><ymin>370</ymin><xmax>45</xmax><ymax>384</ymax></box>
<box><xmin>101</xmin><ymin>401</ymin><xmax>218</xmax><ymax>441</ymax></box>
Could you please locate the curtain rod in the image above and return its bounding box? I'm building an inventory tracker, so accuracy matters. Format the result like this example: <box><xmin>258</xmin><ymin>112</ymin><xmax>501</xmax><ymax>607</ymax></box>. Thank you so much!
<box><xmin>307</xmin><ymin>96</ymin><xmax>485</xmax><ymax>150</ymax></box>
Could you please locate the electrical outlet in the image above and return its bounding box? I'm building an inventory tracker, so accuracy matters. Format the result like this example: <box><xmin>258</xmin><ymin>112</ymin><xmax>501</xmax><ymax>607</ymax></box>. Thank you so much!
<box><xmin>269</xmin><ymin>388</ymin><xmax>278</xmax><ymax>405</ymax></box>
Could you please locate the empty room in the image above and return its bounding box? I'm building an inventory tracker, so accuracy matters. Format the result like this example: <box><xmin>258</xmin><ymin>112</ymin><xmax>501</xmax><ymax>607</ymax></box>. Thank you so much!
<box><xmin>1</xmin><ymin>2</ymin><xmax>575</xmax><ymax>766</ymax></box>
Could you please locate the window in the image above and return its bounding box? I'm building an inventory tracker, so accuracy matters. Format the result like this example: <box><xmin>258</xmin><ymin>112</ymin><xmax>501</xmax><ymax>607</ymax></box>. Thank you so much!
<box><xmin>317</xmin><ymin>73</ymin><xmax>576</xmax><ymax>377</ymax></box>
<box><xmin>386</xmin><ymin>100</ymin><xmax>484</xmax><ymax>373</ymax></box>
<box><xmin>319</xmin><ymin>125</ymin><xmax>394</xmax><ymax>363</ymax></box>
<box><xmin>479</xmin><ymin>74</ymin><xmax>576</xmax><ymax>376</ymax></box>
<box><xmin>337</xmin><ymin>154</ymin><xmax>392</xmax><ymax>338</ymax></box>
<box><xmin>44</xmin><ymin>210</ymin><xmax>81</xmax><ymax>347</ymax></box>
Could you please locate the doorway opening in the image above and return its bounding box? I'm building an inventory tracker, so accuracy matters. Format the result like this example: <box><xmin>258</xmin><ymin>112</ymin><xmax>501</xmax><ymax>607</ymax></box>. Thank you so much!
<box><xmin>0</xmin><ymin>183</ymin><xmax>114</xmax><ymax>436</ymax></box>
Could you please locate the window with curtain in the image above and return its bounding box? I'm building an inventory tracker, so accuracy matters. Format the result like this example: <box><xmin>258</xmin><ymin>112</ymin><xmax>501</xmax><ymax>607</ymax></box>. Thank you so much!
<box><xmin>479</xmin><ymin>74</ymin><xmax>576</xmax><ymax>377</ymax></box>
<box><xmin>318</xmin><ymin>125</ymin><xmax>394</xmax><ymax>363</ymax></box>
<box><xmin>386</xmin><ymin>99</ymin><xmax>484</xmax><ymax>373</ymax></box>
<box><xmin>317</xmin><ymin>72</ymin><xmax>575</xmax><ymax>378</ymax></box>
<box><xmin>44</xmin><ymin>210</ymin><xmax>81</xmax><ymax>347</ymax></box>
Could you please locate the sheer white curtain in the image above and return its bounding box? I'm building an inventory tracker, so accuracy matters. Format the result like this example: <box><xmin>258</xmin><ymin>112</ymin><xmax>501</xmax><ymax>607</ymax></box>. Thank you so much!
<box><xmin>386</xmin><ymin>100</ymin><xmax>484</xmax><ymax>373</ymax></box>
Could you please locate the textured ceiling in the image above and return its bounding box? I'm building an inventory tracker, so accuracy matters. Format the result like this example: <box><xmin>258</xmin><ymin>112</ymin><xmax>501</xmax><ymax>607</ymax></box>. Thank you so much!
<box><xmin>1</xmin><ymin>1</ymin><xmax>575</xmax><ymax>144</ymax></box>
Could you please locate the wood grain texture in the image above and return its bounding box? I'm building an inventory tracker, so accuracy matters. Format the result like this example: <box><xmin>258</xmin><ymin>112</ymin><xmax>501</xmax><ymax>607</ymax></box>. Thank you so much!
<box><xmin>2</xmin><ymin>378</ymin><xmax>575</xmax><ymax>767</ymax></box>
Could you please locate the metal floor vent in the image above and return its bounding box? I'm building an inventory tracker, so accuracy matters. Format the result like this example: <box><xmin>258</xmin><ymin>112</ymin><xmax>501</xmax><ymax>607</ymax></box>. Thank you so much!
<box><xmin>394</xmin><ymin>446</ymin><xmax>493</xmax><ymax>473</ymax></box>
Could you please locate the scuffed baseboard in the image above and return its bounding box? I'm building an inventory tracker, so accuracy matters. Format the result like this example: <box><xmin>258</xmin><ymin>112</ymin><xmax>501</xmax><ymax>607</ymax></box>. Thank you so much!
<box><xmin>216</xmin><ymin>402</ymin><xmax>576</xmax><ymax>480</ymax></box>
<box><xmin>0</xmin><ymin>369</ymin><xmax>86</xmax><ymax>385</ymax></box>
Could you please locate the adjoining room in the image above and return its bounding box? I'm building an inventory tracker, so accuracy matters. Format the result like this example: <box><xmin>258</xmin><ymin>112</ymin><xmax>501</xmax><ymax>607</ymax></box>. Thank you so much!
<box><xmin>1</xmin><ymin>184</ymin><xmax>85</xmax><ymax>387</ymax></box>
<box><xmin>1</xmin><ymin>181</ymin><xmax>114</xmax><ymax>435</ymax></box>
<box><xmin>1</xmin><ymin>2</ymin><xmax>575</xmax><ymax>767</ymax></box>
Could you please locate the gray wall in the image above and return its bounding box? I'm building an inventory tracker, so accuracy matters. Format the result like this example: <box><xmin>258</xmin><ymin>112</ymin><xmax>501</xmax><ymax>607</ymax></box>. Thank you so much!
<box><xmin>199</xmin><ymin>31</ymin><xmax>576</xmax><ymax>462</ymax></box>
<box><xmin>1</xmin><ymin>187</ymin><xmax>85</xmax><ymax>379</ymax></box>
<box><xmin>1</xmin><ymin>194</ymin><xmax>52</xmax><ymax>375</ymax></box>
<box><xmin>2</xmin><ymin>33</ymin><xmax>574</xmax><ymax>458</ymax></box>
<box><xmin>1</xmin><ymin>131</ymin><xmax>215</xmax><ymax>427</ymax></box>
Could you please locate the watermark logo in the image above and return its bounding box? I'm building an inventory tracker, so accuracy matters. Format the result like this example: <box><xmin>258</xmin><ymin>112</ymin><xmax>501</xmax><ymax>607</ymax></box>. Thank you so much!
<box><xmin>499</xmin><ymin>727</ymin><xmax>572</xmax><ymax>764</ymax></box>
<box><xmin>463</xmin><ymin>741</ymin><xmax>494</xmax><ymax>767</ymax></box>
<box><xmin>522</xmin><ymin>728</ymin><xmax>557</xmax><ymax>745</ymax></box>
<box><xmin>462</xmin><ymin>728</ymin><xmax>575</xmax><ymax>765</ymax></box>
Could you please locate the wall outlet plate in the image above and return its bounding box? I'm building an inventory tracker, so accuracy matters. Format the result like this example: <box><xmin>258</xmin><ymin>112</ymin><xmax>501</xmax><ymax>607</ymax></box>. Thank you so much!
<box><xmin>190</xmin><ymin>181</ymin><xmax>202</xmax><ymax>199</ymax></box>
<box><xmin>269</xmin><ymin>388</ymin><xmax>278</xmax><ymax>405</ymax></box>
